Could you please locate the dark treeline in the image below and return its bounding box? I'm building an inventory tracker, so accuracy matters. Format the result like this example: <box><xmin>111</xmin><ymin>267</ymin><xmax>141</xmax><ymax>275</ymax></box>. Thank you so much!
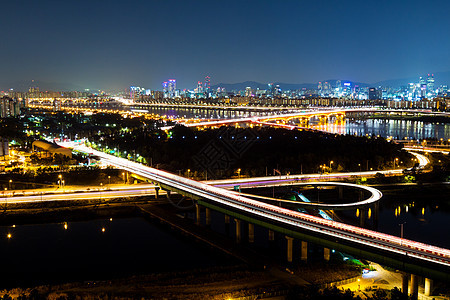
<box><xmin>91</xmin><ymin>125</ymin><xmax>412</xmax><ymax>180</ymax></box>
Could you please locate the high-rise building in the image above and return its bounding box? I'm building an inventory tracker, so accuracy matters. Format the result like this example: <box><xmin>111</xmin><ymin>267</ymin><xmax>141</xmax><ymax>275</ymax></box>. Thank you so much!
<box><xmin>267</xmin><ymin>83</ymin><xmax>273</xmax><ymax>97</ymax></box>
<box><xmin>0</xmin><ymin>97</ymin><xmax>20</xmax><ymax>118</ymax></box>
<box><xmin>130</xmin><ymin>86</ymin><xmax>145</xmax><ymax>100</ymax></box>
<box><xmin>368</xmin><ymin>87</ymin><xmax>381</xmax><ymax>100</ymax></box>
<box><xmin>168</xmin><ymin>79</ymin><xmax>176</xmax><ymax>98</ymax></box>
<box><xmin>204</xmin><ymin>76</ymin><xmax>211</xmax><ymax>93</ymax></box>
<box><xmin>196</xmin><ymin>81</ymin><xmax>203</xmax><ymax>94</ymax></box>
<box><xmin>0</xmin><ymin>138</ymin><xmax>9</xmax><ymax>157</ymax></box>
<box><xmin>245</xmin><ymin>87</ymin><xmax>252</xmax><ymax>97</ymax></box>
<box><xmin>28</xmin><ymin>86</ymin><xmax>40</xmax><ymax>98</ymax></box>
<box><xmin>427</xmin><ymin>74</ymin><xmax>435</xmax><ymax>97</ymax></box>
<box><xmin>162</xmin><ymin>81</ymin><xmax>169</xmax><ymax>98</ymax></box>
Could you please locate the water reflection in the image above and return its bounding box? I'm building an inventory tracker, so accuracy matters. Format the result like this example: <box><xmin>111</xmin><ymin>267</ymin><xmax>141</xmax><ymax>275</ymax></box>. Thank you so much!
<box><xmin>134</xmin><ymin>106</ymin><xmax>448</xmax><ymax>139</ymax></box>
<box><xmin>309</xmin><ymin>119</ymin><xmax>449</xmax><ymax>140</ymax></box>
<box><xmin>0</xmin><ymin>217</ymin><xmax>236</xmax><ymax>289</ymax></box>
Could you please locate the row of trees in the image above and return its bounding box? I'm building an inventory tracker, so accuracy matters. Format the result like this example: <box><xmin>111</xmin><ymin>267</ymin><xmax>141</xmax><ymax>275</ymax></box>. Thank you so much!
<box><xmin>89</xmin><ymin>125</ymin><xmax>413</xmax><ymax>180</ymax></box>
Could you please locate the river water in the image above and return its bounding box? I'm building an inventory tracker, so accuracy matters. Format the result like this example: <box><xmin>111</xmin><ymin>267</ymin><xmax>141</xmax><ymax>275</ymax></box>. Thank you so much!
<box><xmin>134</xmin><ymin>106</ymin><xmax>449</xmax><ymax>140</ymax></box>
<box><xmin>309</xmin><ymin>118</ymin><xmax>449</xmax><ymax>140</ymax></box>
<box><xmin>0</xmin><ymin>216</ymin><xmax>236</xmax><ymax>289</ymax></box>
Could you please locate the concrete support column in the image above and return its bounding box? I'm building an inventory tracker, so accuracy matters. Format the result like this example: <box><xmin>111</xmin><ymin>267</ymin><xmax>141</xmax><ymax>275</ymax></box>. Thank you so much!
<box><xmin>301</xmin><ymin>241</ymin><xmax>308</xmax><ymax>262</ymax></box>
<box><xmin>205</xmin><ymin>207</ymin><xmax>211</xmax><ymax>227</ymax></box>
<box><xmin>410</xmin><ymin>274</ymin><xmax>418</xmax><ymax>300</ymax></box>
<box><xmin>285</xmin><ymin>236</ymin><xmax>293</xmax><ymax>263</ymax></box>
<box><xmin>373</xmin><ymin>202</ymin><xmax>379</xmax><ymax>229</ymax></box>
<box><xmin>248</xmin><ymin>223</ymin><xmax>254</xmax><ymax>243</ymax></box>
<box><xmin>401</xmin><ymin>273</ymin><xmax>409</xmax><ymax>295</ymax></box>
<box><xmin>195</xmin><ymin>204</ymin><xmax>201</xmax><ymax>226</ymax></box>
<box><xmin>234</xmin><ymin>219</ymin><xmax>241</xmax><ymax>244</ymax></box>
<box><xmin>338</xmin><ymin>186</ymin><xmax>343</xmax><ymax>200</ymax></box>
<box><xmin>268</xmin><ymin>230</ymin><xmax>275</xmax><ymax>241</ymax></box>
<box><xmin>359</xmin><ymin>208</ymin><xmax>365</xmax><ymax>227</ymax></box>
<box><xmin>154</xmin><ymin>186</ymin><xmax>160</xmax><ymax>199</ymax></box>
<box><xmin>324</xmin><ymin>247</ymin><xmax>330</xmax><ymax>262</ymax></box>
<box><xmin>224</xmin><ymin>214</ymin><xmax>230</xmax><ymax>235</ymax></box>
<box><xmin>424</xmin><ymin>278</ymin><xmax>433</xmax><ymax>296</ymax></box>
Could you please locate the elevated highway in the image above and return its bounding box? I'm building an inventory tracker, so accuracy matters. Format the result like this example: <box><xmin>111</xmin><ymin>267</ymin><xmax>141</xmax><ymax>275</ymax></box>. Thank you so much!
<box><xmin>62</xmin><ymin>143</ymin><xmax>449</xmax><ymax>282</ymax></box>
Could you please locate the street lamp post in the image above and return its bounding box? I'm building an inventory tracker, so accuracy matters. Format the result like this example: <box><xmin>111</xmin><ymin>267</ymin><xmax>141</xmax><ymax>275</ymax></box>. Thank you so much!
<box><xmin>58</xmin><ymin>174</ymin><xmax>62</xmax><ymax>188</ymax></box>
<box><xmin>329</xmin><ymin>161</ymin><xmax>333</xmax><ymax>170</ymax></box>
<box><xmin>187</xmin><ymin>169</ymin><xmax>190</xmax><ymax>179</ymax></box>
<box><xmin>237</xmin><ymin>168</ymin><xmax>241</xmax><ymax>179</ymax></box>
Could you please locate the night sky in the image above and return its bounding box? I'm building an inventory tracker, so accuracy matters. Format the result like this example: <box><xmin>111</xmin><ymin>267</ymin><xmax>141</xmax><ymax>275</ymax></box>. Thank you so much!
<box><xmin>2</xmin><ymin>0</ymin><xmax>450</xmax><ymax>90</ymax></box>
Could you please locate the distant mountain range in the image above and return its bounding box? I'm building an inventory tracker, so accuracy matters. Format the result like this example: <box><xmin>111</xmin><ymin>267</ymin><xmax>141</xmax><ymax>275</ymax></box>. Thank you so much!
<box><xmin>0</xmin><ymin>80</ymin><xmax>85</xmax><ymax>93</ymax></box>
<box><xmin>211</xmin><ymin>71</ymin><xmax>450</xmax><ymax>91</ymax></box>
<box><xmin>2</xmin><ymin>71</ymin><xmax>450</xmax><ymax>92</ymax></box>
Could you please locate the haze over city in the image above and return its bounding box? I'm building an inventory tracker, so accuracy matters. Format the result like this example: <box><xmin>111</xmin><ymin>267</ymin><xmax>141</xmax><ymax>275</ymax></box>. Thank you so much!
<box><xmin>2</xmin><ymin>0</ymin><xmax>450</xmax><ymax>91</ymax></box>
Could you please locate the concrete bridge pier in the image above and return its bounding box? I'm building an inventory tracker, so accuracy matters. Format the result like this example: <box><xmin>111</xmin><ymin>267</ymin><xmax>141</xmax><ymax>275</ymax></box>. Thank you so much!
<box><xmin>195</xmin><ymin>204</ymin><xmax>201</xmax><ymax>225</ymax></box>
<box><xmin>224</xmin><ymin>214</ymin><xmax>230</xmax><ymax>235</ymax></box>
<box><xmin>248</xmin><ymin>223</ymin><xmax>254</xmax><ymax>243</ymax></box>
<box><xmin>165</xmin><ymin>190</ymin><xmax>171</xmax><ymax>201</ymax></box>
<box><xmin>424</xmin><ymin>278</ymin><xmax>433</xmax><ymax>296</ymax></box>
<box><xmin>268</xmin><ymin>229</ymin><xmax>275</xmax><ymax>241</ymax></box>
<box><xmin>359</xmin><ymin>208</ymin><xmax>365</xmax><ymax>227</ymax></box>
<box><xmin>205</xmin><ymin>207</ymin><xmax>211</xmax><ymax>227</ymax></box>
<box><xmin>285</xmin><ymin>236</ymin><xmax>294</xmax><ymax>263</ymax></box>
<box><xmin>338</xmin><ymin>186</ymin><xmax>344</xmax><ymax>200</ymax></box>
<box><xmin>300</xmin><ymin>241</ymin><xmax>308</xmax><ymax>262</ymax></box>
<box><xmin>234</xmin><ymin>218</ymin><xmax>242</xmax><ymax>244</ymax></box>
<box><xmin>410</xmin><ymin>274</ymin><xmax>418</xmax><ymax>300</ymax></box>
<box><xmin>373</xmin><ymin>202</ymin><xmax>379</xmax><ymax>218</ymax></box>
<box><xmin>401</xmin><ymin>273</ymin><xmax>409</xmax><ymax>295</ymax></box>
<box><xmin>154</xmin><ymin>186</ymin><xmax>160</xmax><ymax>199</ymax></box>
<box><xmin>323</xmin><ymin>247</ymin><xmax>330</xmax><ymax>262</ymax></box>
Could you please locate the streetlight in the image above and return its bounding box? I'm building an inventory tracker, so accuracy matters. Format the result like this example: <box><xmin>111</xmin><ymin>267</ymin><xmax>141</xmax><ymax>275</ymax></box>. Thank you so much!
<box><xmin>329</xmin><ymin>161</ymin><xmax>333</xmax><ymax>170</ymax></box>
<box><xmin>8</xmin><ymin>179</ymin><xmax>12</xmax><ymax>190</ymax></box>
<box><xmin>122</xmin><ymin>172</ymin><xmax>126</xmax><ymax>184</ymax></box>
<box><xmin>108</xmin><ymin>175</ymin><xmax>111</xmax><ymax>186</ymax></box>
<box><xmin>394</xmin><ymin>157</ymin><xmax>399</xmax><ymax>169</ymax></box>
<box><xmin>237</xmin><ymin>168</ymin><xmax>241</xmax><ymax>178</ymax></box>
<box><xmin>58</xmin><ymin>174</ymin><xmax>62</xmax><ymax>188</ymax></box>
<box><xmin>187</xmin><ymin>169</ymin><xmax>190</xmax><ymax>179</ymax></box>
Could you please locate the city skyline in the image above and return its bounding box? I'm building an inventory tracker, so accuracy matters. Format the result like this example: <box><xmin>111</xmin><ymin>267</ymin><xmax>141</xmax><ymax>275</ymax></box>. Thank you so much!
<box><xmin>2</xmin><ymin>0</ymin><xmax>450</xmax><ymax>90</ymax></box>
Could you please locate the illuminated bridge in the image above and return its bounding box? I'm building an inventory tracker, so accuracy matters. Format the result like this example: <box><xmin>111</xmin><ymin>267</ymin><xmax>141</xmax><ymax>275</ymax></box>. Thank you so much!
<box><xmin>65</xmin><ymin>143</ymin><xmax>450</xmax><ymax>289</ymax></box>
<box><xmin>158</xmin><ymin>107</ymin><xmax>450</xmax><ymax>130</ymax></box>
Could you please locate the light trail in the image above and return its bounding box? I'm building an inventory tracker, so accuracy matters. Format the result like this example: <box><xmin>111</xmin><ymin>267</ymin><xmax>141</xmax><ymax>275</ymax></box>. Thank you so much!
<box><xmin>58</xmin><ymin>142</ymin><xmax>450</xmax><ymax>270</ymax></box>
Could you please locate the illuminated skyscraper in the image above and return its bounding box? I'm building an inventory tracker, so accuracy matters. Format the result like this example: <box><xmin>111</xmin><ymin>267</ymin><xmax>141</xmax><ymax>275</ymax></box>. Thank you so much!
<box><xmin>368</xmin><ymin>87</ymin><xmax>381</xmax><ymax>100</ymax></box>
<box><xmin>427</xmin><ymin>74</ymin><xmax>435</xmax><ymax>96</ymax></box>
<box><xmin>204</xmin><ymin>76</ymin><xmax>211</xmax><ymax>93</ymax></box>
<box><xmin>267</xmin><ymin>83</ymin><xmax>273</xmax><ymax>97</ymax></box>
<box><xmin>162</xmin><ymin>81</ymin><xmax>169</xmax><ymax>98</ymax></box>
<box><xmin>168</xmin><ymin>79</ymin><xmax>176</xmax><ymax>98</ymax></box>
<box><xmin>196</xmin><ymin>81</ymin><xmax>203</xmax><ymax>93</ymax></box>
